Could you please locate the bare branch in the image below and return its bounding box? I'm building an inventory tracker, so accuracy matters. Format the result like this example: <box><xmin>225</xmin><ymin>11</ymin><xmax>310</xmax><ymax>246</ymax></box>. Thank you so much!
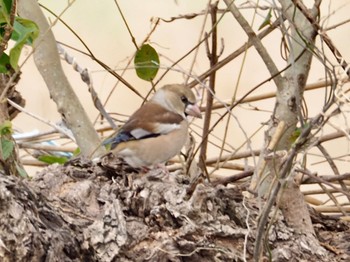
<box><xmin>223</xmin><ymin>0</ymin><xmax>284</xmax><ymax>90</ymax></box>
<box><xmin>199</xmin><ymin>2</ymin><xmax>219</xmax><ymax>171</ymax></box>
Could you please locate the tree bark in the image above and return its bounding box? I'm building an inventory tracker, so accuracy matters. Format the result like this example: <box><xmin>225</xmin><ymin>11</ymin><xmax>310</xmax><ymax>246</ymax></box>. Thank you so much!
<box><xmin>0</xmin><ymin>73</ymin><xmax>26</xmax><ymax>177</ymax></box>
<box><xmin>0</xmin><ymin>157</ymin><xmax>342</xmax><ymax>261</ymax></box>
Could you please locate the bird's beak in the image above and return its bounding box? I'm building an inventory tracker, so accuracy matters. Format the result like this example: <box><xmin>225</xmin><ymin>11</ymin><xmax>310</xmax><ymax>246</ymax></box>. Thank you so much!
<box><xmin>185</xmin><ymin>104</ymin><xmax>202</xmax><ymax>119</ymax></box>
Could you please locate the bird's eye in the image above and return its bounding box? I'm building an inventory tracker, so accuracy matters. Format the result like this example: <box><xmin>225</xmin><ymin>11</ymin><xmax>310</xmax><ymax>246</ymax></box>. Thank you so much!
<box><xmin>181</xmin><ymin>95</ymin><xmax>188</xmax><ymax>104</ymax></box>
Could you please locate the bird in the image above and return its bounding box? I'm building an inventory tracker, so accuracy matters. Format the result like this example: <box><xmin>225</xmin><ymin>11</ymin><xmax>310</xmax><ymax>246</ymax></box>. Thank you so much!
<box><xmin>103</xmin><ymin>84</ymin><xmax>202</xmax><ymax>170</ymax></box>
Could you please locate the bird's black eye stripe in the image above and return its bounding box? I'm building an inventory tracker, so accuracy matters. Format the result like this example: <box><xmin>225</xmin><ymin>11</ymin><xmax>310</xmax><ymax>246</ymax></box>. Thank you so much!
<box><xmin>181</xmin><ymin>95</ymin><xmax>188</xmax><ymax>104</ymax></box>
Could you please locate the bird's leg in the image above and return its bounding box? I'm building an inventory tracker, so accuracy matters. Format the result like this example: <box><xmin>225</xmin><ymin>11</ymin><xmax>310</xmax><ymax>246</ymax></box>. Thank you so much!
<box><xmin>155</xmin><ymin>163</ymin><xmax>169</xmax><ymax>175</ymax></box>
<box><xmin>140</xmin><ymin>166</ymin><xmax>151</xmax><ymax>174</ymax></box>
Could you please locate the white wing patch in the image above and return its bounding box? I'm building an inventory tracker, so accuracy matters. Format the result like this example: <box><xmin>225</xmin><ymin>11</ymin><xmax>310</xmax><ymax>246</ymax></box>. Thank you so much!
<box><xmin>130</xmin><ymin>128</ymin><xmax>153</xmax><ymax>139</ymax></box>
<box><xmin>153</xmin><ymin>123</ymin><xmax>181</xmax><ymax>134</ymax></box>
<box><xmin>130</xmin><ymin>123</ymin><xmax>181</xmax><ymax>139</ymax></box>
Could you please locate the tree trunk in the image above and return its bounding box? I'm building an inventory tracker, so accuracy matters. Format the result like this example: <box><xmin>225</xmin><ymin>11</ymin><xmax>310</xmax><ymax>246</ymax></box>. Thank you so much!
<box><xmin>242</xmin><ymin>0</ymin><xmax>322</xmax><ymax>259</ymax></box>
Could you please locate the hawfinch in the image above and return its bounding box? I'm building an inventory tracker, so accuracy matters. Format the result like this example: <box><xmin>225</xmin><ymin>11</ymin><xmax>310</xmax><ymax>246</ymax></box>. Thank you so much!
<box><xmin>104</xmin><ymin>84</ymin><xmax>202</xmax><ymax>169</ymax></box>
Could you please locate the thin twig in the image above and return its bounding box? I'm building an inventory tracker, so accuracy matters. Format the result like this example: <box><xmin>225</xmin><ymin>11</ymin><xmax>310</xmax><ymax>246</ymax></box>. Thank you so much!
<box><xmin>242</xmin><ymin>195</ymin><xmax>251</xmax><ymax>262</ymax></box>
<box><xmin>39</xmin><ymin>3</ymin><xmax>143</xmax><ymax>99</ymax></box>
<box><xmin>314</xmin><ymin>206</ymin><xmax>350</xmax><ymax>213</ymax></box>
<box><xmin>297</xmin><ymin>168</ymin><xmax>350</xmax><ymax>198</ymax></box>
<box><xmin>113</xmin><ymin>0</ymin><xmax>138</xmax><ymax>50</ymax></box>
<box><xmin>20</xmin><ymin>159</ymin><xmax>48</xmax><ymax>166</ymax></box>
<box><xmin>317</xmin><ymin>144</ymin><xmax>350</xmax><ymax>202</ymax></box>
<box><xmin>187</xmin><ymin>18</ymin><xmax>282</xmax><ymax>89</ymax></box>
<box><xmin>317</xmin><ymin>180</ymin><xmax>348</xmax><ymax>216</ymax></box>
<box><xmin>215</xmin><ymin>0</ymin><xmax>261</xmax><ymax>174</ymax></box>
<box><xmin>303</xmin><ymin>188</ymin><xmax>346</xmax><ymax>195</ymax></box>
<box><xmin>185</xmin><ymin>0</ymin><xmax>211</xmax><ymax>84</ymax></box>
<box><xmin>223</xmin><ymin>0</ymin><xmax>283</xmax><ymax>90</ymax></box>
<box><xmin>7</xmin><ymin>99</ymin><xmax>76</xmax><ymax>141</ymax></box>
<box><xmin>324</xmin><ymin>17</ymin><xmax>350</xmax><ymax>31</ymax></box>
<box><xmin>199</xmin><ymin>1</ymin><xmax>218</xmax><ymax>171</ymax></box>
<box><xmin>211</xmin><ymin>170</ymin><xmax>253</xmax><ymax>186</ymax></box>
<box><xmin>188</xmin><ymin>53</ymin><xmax>301</xmax><ymax>178</ymax></box>
<box><xmin>205</xmin><ymin>78</ymin><xmax>345</xmax><ymax>111</ymax></box>
<box><xmin>293</xmin><ymin>0</ymin><xmax>350</xmax><ymax>78</ymax></box>
<box><xmin>99</xmin><ymin>17</ymin><xmax>161</xmax><ymax>124</ymax></box>
<box><xmin>302</xmin><ymin>172</ymin><xmax>350</xmax><ymax>185</ymax></box>
<box><xmin>18</xmin><ymin>142</ymin><xmax>76</xmax><ymax>153</ymax></box>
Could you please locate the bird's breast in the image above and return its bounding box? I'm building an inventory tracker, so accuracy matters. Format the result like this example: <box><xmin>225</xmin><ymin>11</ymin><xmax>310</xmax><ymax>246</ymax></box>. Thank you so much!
<box><xmin>114</xmin><ymin>121</ymin><xmax>189</xmax><ymax>168</ymax></box>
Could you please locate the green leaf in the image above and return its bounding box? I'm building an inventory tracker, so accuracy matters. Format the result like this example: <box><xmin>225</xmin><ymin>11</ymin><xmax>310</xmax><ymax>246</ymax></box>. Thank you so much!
<box><xmin>0</xmin><ymin>120</ymin><xmax>12</xmax><ymax>135</ymax></box>
<box><xmin>104</xmin><ymin>143</ymin><xmax>111</xmax><ymax>151</ymax></box>
<box><xmin>10</xmin><ymin>17</ymin><xmax>39</xmax><ymax>70</ymax></box>
<box><xmin>134</xmin><ymin>44</ymin><xmax>159</xmax><ymax>81</ymax></box>
<box><xmin>0</xmin><ymin>53</ymin><xmax>10</xmax><ymax>73</ymax></box>
<box><xmin>0</xmin><ymin>0</ymin><xmax>13</xmax><ymax>24</ymax></box>
<box><xmin>290</xmin><ymin>123</ymin><xmax>310</xmax><ymax>143</ymax></box>
<box><xmin>1</xmin><ymin>138</ymin><xmax>13</xmax><ymax>160</ymax></box>
<box><xmin>258</xmin><ymin>8</ymin><xmax>272</xmax><ymax>30</ymax></box>
<box><xmin>15</xmin><ymin>162</ymin><xmax>28</xmax><ymax>178</ymax></box>
<box><xmin>12</xmin><ymin>17</ymin><xmax>39</xmax><ymax>44</ymax></box>
<box><xmin>38</xmin><ymin>155</ymin><xmax>68</xmax><ymax>165</ymax></box>
<box><xmin>73</xmin><ymin>147</ymin><xmax>81</xmax><ymax>156</ymax></box>
<box><xmin>290</xmin><ymin>128</ymin><xmax>301</xmax><ymax>143</ymax></box>
<box><xmin>2</xmin><ymin>0</ymin><xmax>12</xmax><ymax>14</ymax></box>
<box><xmin>0</xmin><ymin>0</ymin><xmax>13</xmax><ymax>53</ymax></box>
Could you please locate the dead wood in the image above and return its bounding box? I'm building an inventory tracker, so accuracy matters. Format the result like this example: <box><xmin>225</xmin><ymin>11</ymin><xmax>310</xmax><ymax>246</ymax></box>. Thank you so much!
<box><xmin>0</xmin><ymin>157</ymin><xmax>349</xmax><ymax>261</ymax></box>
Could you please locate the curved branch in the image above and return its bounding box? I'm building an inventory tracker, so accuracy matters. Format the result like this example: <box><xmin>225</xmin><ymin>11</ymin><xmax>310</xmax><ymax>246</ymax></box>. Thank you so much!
<box><xmin>17</xmin><ymin>0</ymin><xmax>105</xmax><ymax>158</ymax></box>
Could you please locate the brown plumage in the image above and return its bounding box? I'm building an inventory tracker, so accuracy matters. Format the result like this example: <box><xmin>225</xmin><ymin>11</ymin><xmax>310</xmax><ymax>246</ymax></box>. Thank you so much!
<box><xmin>104</xmin><ymin>84</ymin><xmax>201</xmax><ymax>168</ymax></box>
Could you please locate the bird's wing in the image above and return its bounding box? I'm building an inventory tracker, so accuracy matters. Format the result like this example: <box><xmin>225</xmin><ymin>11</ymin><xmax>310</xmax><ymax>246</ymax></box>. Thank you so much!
<box><xmin>104</xmin><ymin>102</ymin><xmax>183</xmax><ymax>149</ymax></box>
<box><xmin>122</xmin><ymin>102</ymin><xmax>183</xmax><ymax>136</ymax></box>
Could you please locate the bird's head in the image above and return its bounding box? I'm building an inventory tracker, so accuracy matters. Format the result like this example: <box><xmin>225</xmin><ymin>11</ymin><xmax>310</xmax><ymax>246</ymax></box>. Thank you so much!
<box><xmin>151</xmin><ymin>84</ymin><xmax>202</xmax><ymax>119</ymax></box>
